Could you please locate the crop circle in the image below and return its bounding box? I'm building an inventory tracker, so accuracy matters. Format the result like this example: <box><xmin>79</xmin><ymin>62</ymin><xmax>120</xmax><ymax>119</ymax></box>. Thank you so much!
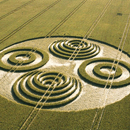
<box><xmin>12</xmin><ymin>70</ymin><xmax>82</xmax><ymax>108</ymax></box>
<box><xmin>0</xmin><ymin>47</ymin><xmax>49</xmax><ymax>72</ymax></box>
<box><xmin>0</xmin><ymin>37</ymin><xmax>130</xmax><ymax>111</ymax></box>
<box><xmin>78</xmin><ymin>57</ymin><xmax>130</xmax><ymax>88</ymax></box>
<box><xmin>93</xmin><ymin>63</ymin><xmax>122</xmax><ymax>79</ymax></box>
<box><xmin>49</xmin><ymin>39</ymin><xmax>100</xmax><ymax>60</ymax></box>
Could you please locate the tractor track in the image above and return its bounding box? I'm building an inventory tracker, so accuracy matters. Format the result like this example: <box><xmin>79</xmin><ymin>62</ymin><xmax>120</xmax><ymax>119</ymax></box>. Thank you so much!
<box><xmin>0</xmin><ymin>0</ymin><xmax>35</xmax><ymax>20</ymax></box>
<box><xmin>0</xmin><ymin>0</ymin><xmax>62</xmax><ymax>44</ymax></box>
<box><xmin>45</xmin><ymin>0</ymin><xmax>87</xmax><ymax>37</ymax></box>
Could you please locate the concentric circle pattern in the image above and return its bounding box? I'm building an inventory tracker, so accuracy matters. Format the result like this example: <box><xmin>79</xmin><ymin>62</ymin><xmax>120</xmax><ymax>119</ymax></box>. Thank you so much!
<box><xmin>0</xmin><ymin>47</ymin><xmax>49</xmax><ymax>72</ymax></box>
<box><xmin>1</xmin><ymin>37</ymin><xmax>130</xmax><ymax>111</ymax></box>
<box><xmin>78</xmin><ymin>57</ymin><xmax>130</xmax><ymax>88</ymax></box>
<box><xmin>12</xmin><ymin>70</ymin><xmax>82</xmax><ymax>108</ymax></box>
<box><xmin>49</xmin><ymin>39</ymin><xmax>100</xmax><ymax>60</ymax></box>
<box><xmin>93</xmin><ymin>63</ymin><xmax>122</xmax><ymax>79</ymax></box>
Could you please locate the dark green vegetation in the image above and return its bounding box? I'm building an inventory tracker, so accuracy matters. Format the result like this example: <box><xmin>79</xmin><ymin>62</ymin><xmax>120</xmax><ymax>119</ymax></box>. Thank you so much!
<box><xmin>79</xmin><ymin>57</ymin><xmax>130</xmax><ymax>88</ymax></box>
<box><xmin>12</xmin><ymin>71</ymin><xmax>82</xmax><ymax>108</ymax></box>
<box><xmin>0</xmin><ymin>47</ymin><xmax>49</xmax><ymax>72</ymax></box>
<box><xmin>0</xmin><ymin>0</ymin><xmax>130</xmax><ymax>130</ymax></box>
<box><xmin>49</xmin><ymin>39</ymin><xmax>100</xmax><ymax>60</ymax></box>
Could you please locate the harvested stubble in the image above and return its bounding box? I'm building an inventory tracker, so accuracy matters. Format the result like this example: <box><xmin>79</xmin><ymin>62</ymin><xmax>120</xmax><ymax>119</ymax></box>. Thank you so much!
<box><xmin>12</xmin><ymin>70</ymin><xmax>82</xmax><ymax>108</ymax></box>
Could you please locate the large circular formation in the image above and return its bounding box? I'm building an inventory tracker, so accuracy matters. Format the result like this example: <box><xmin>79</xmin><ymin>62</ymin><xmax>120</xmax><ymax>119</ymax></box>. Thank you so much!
<box><xmin>49</xmin><ymin>39</ymin><xmax>100</xmax><ymax>60</ymax></box>
<box><xmin>0</xmin><ymin>47</ymin><xmax>49</xmax><ymax>72</ymax></box>
<box><xmin>0</xmin><ymin>37</ymin><xmax>130</xmax><ymax>111</ymax></box>
<box><xmin>78</xmin><ymin>57</ymin><xmax>130</xmax><ymax>88</ymax></box>
<box><xmin>12</xmin><ymin>70</ymin><xmax>82</xmax><ymax>108</ymax></box>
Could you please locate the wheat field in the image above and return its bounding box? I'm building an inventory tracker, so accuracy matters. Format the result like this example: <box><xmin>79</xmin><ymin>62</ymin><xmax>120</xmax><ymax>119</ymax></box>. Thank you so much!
<box><xmin>0</xmin><ymin>0</ymin><xmax>130</xmax><ymax>130</ymax></box>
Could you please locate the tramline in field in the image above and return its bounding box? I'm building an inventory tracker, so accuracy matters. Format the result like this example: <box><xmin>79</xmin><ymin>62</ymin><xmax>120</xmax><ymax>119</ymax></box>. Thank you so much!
<box><xmin>0</xmin><ymin>0</ymin><xmax>130</xmax><ymax>130</ymax></box>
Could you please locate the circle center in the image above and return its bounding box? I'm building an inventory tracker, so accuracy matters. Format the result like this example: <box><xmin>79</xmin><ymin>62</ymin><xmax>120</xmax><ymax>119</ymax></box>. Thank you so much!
<box><xmin>16</xmin><ymin>56</ymin><xmax>29</xmax><ymax>61</ymax></box>
<box><xmin>101</xmin><ymin>68</ymin><xmax>116</xmax><ymax>75</ymax></box>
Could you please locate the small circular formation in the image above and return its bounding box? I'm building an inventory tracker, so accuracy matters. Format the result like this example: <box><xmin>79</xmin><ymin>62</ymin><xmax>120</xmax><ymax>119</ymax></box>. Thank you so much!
<box><xmin>9</xmin><ymin>51</ymin><xmax>36</xmax><ymax>65</ymax></box>
<box><xmin>49</xmin><ymin>39</ymin><xmax>100</xmax><ymax>60</ymax></box>
<box><xmin>0</xmin><ymin>47</ymin><xmax>49</xmax><ymax>72</ymax></box>
<box><xmin>93</xmin><ymin>63</ymin><xmax>122</xmax><ymax>79</ymax></box>
<box><xmin>78</xmin><ymin>57</ymin><xmax>130</xmax><ymax>88</ymax></box>
<box><xmin>12</xmin><ymin>70</ymin><xmax>82</xmax><ymax>108</ymax></box>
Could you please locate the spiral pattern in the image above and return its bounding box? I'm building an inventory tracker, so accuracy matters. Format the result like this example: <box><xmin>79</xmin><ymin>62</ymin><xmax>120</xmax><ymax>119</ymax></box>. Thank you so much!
<box><xmin>12</xmin><ymin>71</ymin><xmax>82</xmax><ymax>108</ymax></box>
<box><xmin>0</xmin><ymin>47</ymin><xmax>49</xmax><ymax>72</ymax></box>
<box><xmin>78</xmin><ymin>57</ymin><xmax>130</xmax><ymax>88</ymax></box>
<box><xmin>49</xmin><ymin>39</ymin><xmax>100</xmax><ymax>60</ymax></box>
